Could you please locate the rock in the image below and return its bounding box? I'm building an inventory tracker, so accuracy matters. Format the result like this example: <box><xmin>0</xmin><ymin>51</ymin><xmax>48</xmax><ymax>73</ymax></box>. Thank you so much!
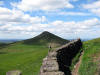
<box><xmin>6</xmin><ymin>70</ymin><xmax>21</xmax><ymax>75</ymax></box>
<box><xmin>40</xmin><ymin>72</ymin><xmax>64</xmax><ymax>75</ymax></box>
<box><xmin>42</xmin><ymin>60</ymin><xmax>59</xmax><ymax>72</ymax></box>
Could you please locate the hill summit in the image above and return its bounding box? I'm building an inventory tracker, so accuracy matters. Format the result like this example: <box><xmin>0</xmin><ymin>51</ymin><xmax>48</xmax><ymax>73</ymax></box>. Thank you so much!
<box><xmin>23</xmin><ymin>31</ymin><xmax>69</xmax><ymax>47</ymax></box>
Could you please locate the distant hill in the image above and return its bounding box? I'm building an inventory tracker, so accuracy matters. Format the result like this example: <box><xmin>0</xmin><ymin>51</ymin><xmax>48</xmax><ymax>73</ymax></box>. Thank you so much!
<box><xmin>23</xmin><ymin>31</ymin><xmax>69</xmax><ymax>47</ymax></box>
<box><xmin>0</xmin><ymin>39</ymin><xmax>22</xmax><ymax>43</ymax></box>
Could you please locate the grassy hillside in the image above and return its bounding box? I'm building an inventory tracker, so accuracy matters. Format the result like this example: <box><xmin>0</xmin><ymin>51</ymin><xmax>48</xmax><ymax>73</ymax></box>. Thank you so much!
<box><xmin>0</xmin><ymin>43</ymin><xmax>8</xmax><ymax>49</ymax></box>
<box><xmin>0</xmin><ymin>31</ymin><xmax>68</xmax><ymax>75</ymax></box>
<box><xmin>79</xmin><ymin>38</ymin><xmax>100</xmax><ymax>75</ymax></box>
<box><xmin>0</xmin><ymin>43</ymin><xmax>48</xmax><ymax>75</ymax></box>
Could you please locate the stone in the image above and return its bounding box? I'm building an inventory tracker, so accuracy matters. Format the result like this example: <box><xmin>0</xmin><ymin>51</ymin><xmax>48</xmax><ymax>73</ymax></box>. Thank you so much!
<box><xmin>40</xmin><ymin>72</ymin><xmax>64</xmax><ymax>75</ymax></box>
<box><xmin>42</xmin><ymin>60</ymin><xmax>59</xmax><ymax>72</ymax></box>
<box><xmin>6</xmin><ymin>70</ymin><xmax>21</xmax><ymax>75</ymax></box>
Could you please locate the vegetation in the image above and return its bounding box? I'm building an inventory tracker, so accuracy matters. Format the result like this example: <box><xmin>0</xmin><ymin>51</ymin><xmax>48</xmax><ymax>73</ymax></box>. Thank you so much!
<box><xmin>0</xmin><ymin>43</ymin><xmax>48</xmax><ymax>75</ymax></box>
<box><xmin>0</xmin><ymin>43</ymin><xmax>8</xmax><ymax>49</ymax></box>
<box><xmin>79</xmin><ymin>38</ymin><xmax>100</xmax><ymax>75</ymax></box>
<box><xmin>23</xmin><ymin>31</ymin><xmax>69</xmax><ymax>46</ymax></box>
<box><xmin>1</xmin><ymin>31</ymin><xmax>100</xmax><ymax>75</ymax></box>
<box><xmin>0</xmin><ymin>31</ymin><xmax>68</xmax><ymax>75</ymax></box>
<box><xmin>1</xmin><ymin>33</ymin><xmax>100</xmax><ymax>75</ymax></box>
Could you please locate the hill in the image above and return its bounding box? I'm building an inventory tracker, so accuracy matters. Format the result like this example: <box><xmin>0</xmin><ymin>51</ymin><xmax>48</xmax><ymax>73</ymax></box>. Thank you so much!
<box><xmin>79</xmin><ymin>38</ymin><xmax>100</xmax><ymax>75</ymax></box>
<box><xmin>0</xmin><ymin>31</ymin><xmax>69</xmax><ymax>75</ymax></box>
<box><xmin>0</xmin><ymin>39</ymin><xmax>22</xmax><ymax>43</ymax></box>
<box><xmin>23</xmin><ymin>31</ymin><xmax>69</xmax><ymax>47</ymax></box>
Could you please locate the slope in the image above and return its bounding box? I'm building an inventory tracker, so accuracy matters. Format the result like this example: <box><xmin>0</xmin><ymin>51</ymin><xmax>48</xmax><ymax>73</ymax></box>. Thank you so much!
<box><xmin>79</xmin><ymin>38</ymin><xmax>100</xmax><ymax>75</ymax></box>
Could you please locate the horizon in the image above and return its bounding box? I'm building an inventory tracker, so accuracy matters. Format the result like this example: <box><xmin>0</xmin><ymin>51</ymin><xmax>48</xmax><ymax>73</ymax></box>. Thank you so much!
<box><xmin>0</xmin><ymin>31</ymin><xmax>96</xmax><ymax>40</ymax></box>
<box><xmin>0</xmin><ymin>0</ymin><xmax>100</xmax><ymax>39</ymax></box>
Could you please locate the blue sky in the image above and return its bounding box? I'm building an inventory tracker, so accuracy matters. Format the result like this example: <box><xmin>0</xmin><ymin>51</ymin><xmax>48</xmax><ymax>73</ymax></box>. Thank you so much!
<box><xmin>0</xmin><ymin>0</ymin><xmax>100</xmax><ymax>39</ymax></box>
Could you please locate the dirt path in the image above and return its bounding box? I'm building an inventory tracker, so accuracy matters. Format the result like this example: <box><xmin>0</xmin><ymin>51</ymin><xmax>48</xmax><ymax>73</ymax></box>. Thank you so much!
<box><xmin>71</xmin><ymin>51</ymin><xmax>84</xmax><ymax>75</ymax></box>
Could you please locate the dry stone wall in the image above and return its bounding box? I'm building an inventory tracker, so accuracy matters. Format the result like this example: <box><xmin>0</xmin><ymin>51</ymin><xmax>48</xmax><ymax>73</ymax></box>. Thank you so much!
<box><xmin>39</xmin><ymin>39</ymin><xmax>82</xmax><ymax>75</ymax></box>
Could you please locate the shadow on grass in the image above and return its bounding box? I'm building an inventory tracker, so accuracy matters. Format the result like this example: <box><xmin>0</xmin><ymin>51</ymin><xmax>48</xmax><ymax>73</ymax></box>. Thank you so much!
<box><xmin>0</xmin><ymin>43</ymin><xmax>10</xmax><ymax>51</ymax></box>
<box><xmin>0</xmin><ymin>52</ymin><xmax>7</xmax><ymax>54</ymax></box>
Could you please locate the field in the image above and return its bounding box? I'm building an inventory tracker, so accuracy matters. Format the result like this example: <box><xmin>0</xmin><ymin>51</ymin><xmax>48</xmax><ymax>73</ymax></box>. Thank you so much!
<box><xmin>79</xmin><ymin>38</ymin><xmax>100</xmax><ymax>75</ymax></box>
<box><xmin>0</xmin><ymin>42</ymin><xmax>48</xmax><ymax>75</ymax></box>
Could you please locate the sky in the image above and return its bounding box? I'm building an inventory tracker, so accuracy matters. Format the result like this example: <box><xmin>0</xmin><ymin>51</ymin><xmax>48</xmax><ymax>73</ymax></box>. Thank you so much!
<box><xmin>0</xmin><ymin>0</ymin><xmax>100</xmax><ymax>39</ymax></box>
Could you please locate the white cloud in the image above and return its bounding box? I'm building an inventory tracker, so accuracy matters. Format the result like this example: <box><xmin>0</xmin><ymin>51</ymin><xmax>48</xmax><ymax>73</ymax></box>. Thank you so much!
<box><xmin>41</xmin><ymin>16</ymin><xmax>47</xmax><ymax>23</ymax></box>
<box><xmin>11</xmin><ymin>0</ymin><xmax>74</xmax><ymax>11</ymax></box>
<box><xmin>49</xmin><ymin>18</ymin><xmax>100</xmax><ymax>33</ymax></box>
<box><xmin>83</xmin><ymin>1</ymin><xmax>100</xmax><ymax>9</ymax></box>
<box><xmin>0</xmin><ymin>7</ymin><xmax>11</xmax><ymax>15</ymax></box>
<box><xmin>91</xmin><ymin>8</ymin><xmax>100</xmax><ymax>16</ymax></box>
<box><xmin>0</xmin><ymin>7</ymin><xmax>48</xmax><ymax>37</ymax></box>
<box><xmin>0</xmin><ymin>7</ymin><xmax>47</xmax><ymax>24</ymax></box>
<box><xmin>58</xmin><ymin>12</ymin><xmax>91</xmax><ymax>16</ymax></box>
<box><xmin>1</xmin><ymin>17</ymin><xmax>100</xmax><ymax>39</ymax></box>
<box><xmin>47</xmin><ymin>18</ymin><xmax>100</xmax><ymax>38</ymax></box>
<box><xmin>82</xmin><ymin>1</ymin><xmax>100</xmax><ymax>16</ymax></box>
<box><xmin>70</xmin><ymin>0</ymin><xmax>78</xmax><ymax>2</ymax></box>
<box><xmin>0</xmin><ymin>3</ymin><xmax>100</xmax><ymax>39</ymax></box>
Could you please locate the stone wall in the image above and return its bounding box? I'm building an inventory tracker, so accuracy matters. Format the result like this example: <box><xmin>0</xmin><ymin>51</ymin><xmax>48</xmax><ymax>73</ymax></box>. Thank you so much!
<box><xmin>39</xmin><ymin>39</ymin><xmax>82</xmax><ymax>75</ymax></box>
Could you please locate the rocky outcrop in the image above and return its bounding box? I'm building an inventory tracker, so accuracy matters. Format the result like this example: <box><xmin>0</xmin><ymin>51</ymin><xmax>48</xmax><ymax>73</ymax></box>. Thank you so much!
<box><xmin>39</xmin><ymin>39</ymin><xmax>82</xmax><ymax>75</ymax></box>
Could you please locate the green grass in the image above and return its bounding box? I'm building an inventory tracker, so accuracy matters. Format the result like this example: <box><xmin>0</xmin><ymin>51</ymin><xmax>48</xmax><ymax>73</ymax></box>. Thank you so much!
<box><xmin>79</xmin><ymin>38</ymin><xmax>100</xmax><ymax>75</ymax></box>
<box><xmin>0</xmin><ymin>31</ymin><xmax>69</xmax><ymax>75</ymax></box>
<box><xmin>0</xmin><ymin>43</ymin><xmax>48</xmax><ymax>75</ymax></box>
